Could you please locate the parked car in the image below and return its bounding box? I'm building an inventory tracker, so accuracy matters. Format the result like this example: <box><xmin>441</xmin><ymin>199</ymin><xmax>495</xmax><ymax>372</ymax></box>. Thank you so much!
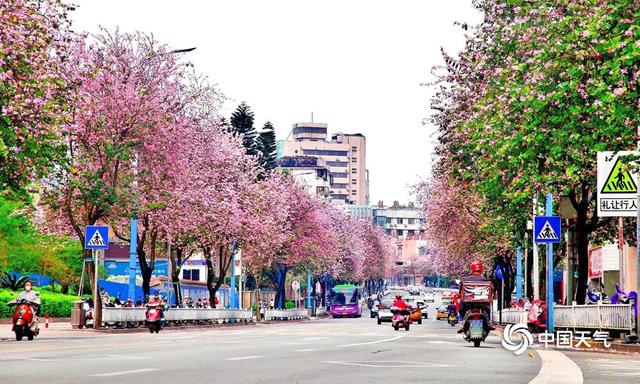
<box><xmin>416</xmin><ymin>300</ymin><xmax>429</xmax><ymax>319</ymax></box>
<box><xmin>376</xmin><ymin>298</ymin><xmax>394</xmax><ymax>324</ymax></box>
<box><xmin>436</xmin><ymin>305</ymin><xmax>449</xmax><ymax>320</ymax></box>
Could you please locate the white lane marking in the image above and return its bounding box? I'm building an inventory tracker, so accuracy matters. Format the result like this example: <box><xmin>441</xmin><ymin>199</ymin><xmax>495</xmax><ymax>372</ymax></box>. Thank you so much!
<box><xmin>89</xmin><ymin>368</ymin><xmax>158</xmax><ymax>377</ymax></box>
<box><xmin>338</xmin><ymin>335</ymin><xmax>406</xmax><ymax>348</ymax></box>
<box><xmin>324</xmin><ymin>360</ymin><xmax>455</xmax><ymax>368</ymax></box>
<box><xmin>296</xmin><ymin>348</ymin><xmax>317</xmax><ymax>352</ymax></box>
<box><xmin>303</xmin><ymin>337</ymin><xmax>332</xmax><ymax>341</ymax></box>
<box><xmin>226</xmin><ymin>355</ymin><xmax>263</xmax><ymax>361</ymax></box>
<box><xmin>425</xmin><ymin>340</ymin><xmax>456</xmax><ymax>344</ymax></box>
<box><xmin>529</xmin><ymin>350</ymin><xmax>583</xmax><ymax>384</ymax></box>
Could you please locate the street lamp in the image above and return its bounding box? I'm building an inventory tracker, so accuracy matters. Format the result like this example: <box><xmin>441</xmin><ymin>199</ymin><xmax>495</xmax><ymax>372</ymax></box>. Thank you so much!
<box><xmin>128</xmin><ymin>46</ymin><xmax>197</xmax><ymax>303</ymax></box>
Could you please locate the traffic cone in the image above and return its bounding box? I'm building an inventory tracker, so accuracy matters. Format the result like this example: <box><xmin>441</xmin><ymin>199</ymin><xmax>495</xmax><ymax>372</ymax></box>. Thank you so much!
<box><xmin>45</xmin><ymin>314</ymin><xmax>50</xmax><ymax>329</ymax></box>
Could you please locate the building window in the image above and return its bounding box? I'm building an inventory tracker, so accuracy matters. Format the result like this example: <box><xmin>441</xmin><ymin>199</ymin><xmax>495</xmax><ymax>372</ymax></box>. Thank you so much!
<box><xmin>326</xmin><ymin>161</ymin><xmax>349</xmax><ymax>167</ymax></box>
<box><xmin>385</xmin><ymin>217</ymin><xmax>391</xmax><ymax>224</ymax></box>
<box><xmin>351</xmin><ymin>179</ymin><xmax>357</xmax><ymax>185</ymax></box>
<box><xmin>331</xmin><ymin>172</ymin><xmax>348</xmax><ymax>178</ymax></box>
<box><xmin>386</xmin><ymin>229</ymin><xmax>391</xmax><ymax>235</ymax></box>
<box><xmin>331</xmin><ymin>193</ymin><xmax>348</xmax><ymax>200</ymax></box>
<box><xmin>408</xmin><ymin>218</ymin><xmax>415</xmax><ymax>225</ymax></box>
<box><xmin>351</xmin><ymin>168</ymin><xmax>357</xmax><ymax>173</ymax></box>
<box><xmin>407</xmin><ymin>230</ymin><xmax>415</xmax><ymax>239</ymax></box>
<box><xmin>351</xmin><ymin>157</ymin><xmax>357</xmax><ymax>163</ymax></box>
<box><xmin>398</xmin><ymin>218</ymin><xmax>404</xmax><ymax>225</ymax></box>
<box><xmin>183</xmin><ymin>269</ymin><xmax>200</xmax><ymax>280</ymax></box>
<box><xmin>332</xmin><ymin>183</ymin><xmax>348</xmax><ymax>189</ymax></box>
<box><xmin>351</xmin><ymin>190</ymin><xmax>356</xmax><ymax>195</ymax></box>
<box><xmin>351</xmin><ymin>146</ymin><xmax>357</xmax><ymax>152</ymax></box>
<box><xmin>302</xmin><ymin>149</ymin><xmax>348</xmax><ymax>157</ymax></box>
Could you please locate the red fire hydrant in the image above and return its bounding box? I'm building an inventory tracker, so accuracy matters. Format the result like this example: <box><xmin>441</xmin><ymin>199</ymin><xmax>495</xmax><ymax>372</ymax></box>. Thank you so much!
<box><xmin>45</xmin><ymin>314</ymin><xmax>50</xmax><ymax>329</ymax></box>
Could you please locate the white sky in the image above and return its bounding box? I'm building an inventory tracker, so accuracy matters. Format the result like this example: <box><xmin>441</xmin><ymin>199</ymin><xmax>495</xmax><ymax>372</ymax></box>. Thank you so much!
<box><xmin>71</xmin><ymin>0</ymin><xmax>482</xmax><ymax>205</ymax></box>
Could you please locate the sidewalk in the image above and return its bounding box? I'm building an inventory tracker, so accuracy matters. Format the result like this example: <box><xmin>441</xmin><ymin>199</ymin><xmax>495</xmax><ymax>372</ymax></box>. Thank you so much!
<box><xmin>0</xmin><ymin>321</ymin><xmax>82</xmax><ymax>341</ymax></box>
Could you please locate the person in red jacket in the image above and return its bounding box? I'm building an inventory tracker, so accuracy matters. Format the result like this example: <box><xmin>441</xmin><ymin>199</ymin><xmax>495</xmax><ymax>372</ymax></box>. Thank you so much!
<box><xmin>391</xmin><ymin>294</ymin><xmax>410</xmax><ymax>310</ymax></box>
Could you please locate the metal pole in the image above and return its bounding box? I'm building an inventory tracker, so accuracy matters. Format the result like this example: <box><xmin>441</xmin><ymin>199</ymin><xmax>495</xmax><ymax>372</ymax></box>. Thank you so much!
<box><xmin>516</xmin><ymin>247</ymin><xmax>523</xmax><ymax>300</ymax></box>
<box><xmin>306</xmin><ymin>268</ymin><xmax>312</xmax><ymax>309</ymax></box>
<box><xmin>619</xmin><ymin>217</ymin><xmax>625</xmax><ymax>290</ymax></box>
<box><xmin>128</xmin><ymin>218</ymin><xmax>138</xmax><ymax>301</ymax></box>
<box><xmin>546</xmin><ymin>193</ymin><xmax>555</xmax><ymax>333</ymax></box>
<box><xmin>524</xmin><ymin>233</ymin><xmax>528</xmax><ymax>300</ymax></box>
<box><xmin>238</xmin><ymin>269</ymin><xmax>243</xmax><ymax>309</ymax></box>
<box><xmin>533</xmin><ymin>195</ymin><xmax>540</xmax><ymax>300</ymax></box>
<box><xmin>500</xmin><ymin>278</ymin><xmax>504</xmax><ymax>325</ymax></box>
<box><xmin>93</xmin><ymin>250</ymin><xmax>99</xmax><ymax>329</ymax></box>
<box><xmin>230</xmin><ymin>243</ymin><xmax>237</xmax><ymax>309</ymax></box>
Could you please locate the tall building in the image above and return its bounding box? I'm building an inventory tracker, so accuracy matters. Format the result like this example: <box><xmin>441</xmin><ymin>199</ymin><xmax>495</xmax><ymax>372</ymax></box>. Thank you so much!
<box><xmin>276</xmin><ymin>156</ymin><xmax>331</xmax><ymax>200</ymax></box>
<box><xmin>281</xmin><ymin>122</ymin><xmax>368</xmax><ymax>205</ymax></box>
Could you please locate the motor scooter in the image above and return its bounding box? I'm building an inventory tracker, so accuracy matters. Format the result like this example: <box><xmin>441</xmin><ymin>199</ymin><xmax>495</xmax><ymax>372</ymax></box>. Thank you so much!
<box><xmin>390</xmin><ymin>306</ymin><xmax>411</xmax><ymax>331</ymax></box>
<box><xmin>146</xmin><ymin>302</ymin><xmax>163</xmax><ymax>333</ymax></box>
<box><xmin>527</xmin><ymin>299</ymin><xmax>546</xmax><ymax>333</ymax></box>
<box><xmin>611</xmin><ymin>283</ymin><xmax>638</xmax><ymax>316</ymax></box>
<box><xmin>462</xmin><ymin>307</ymin><xmax>490</xmax><ymax>347</ymax></box>
<box><xmin>9</xmin><ymin>299</ymin><xmax>39</xmax><ymax>341</ymax></box>
<box><xmin>447</xmin><ymin>310</ymin><xmax>458</xmax><ymax>326</ymax></box>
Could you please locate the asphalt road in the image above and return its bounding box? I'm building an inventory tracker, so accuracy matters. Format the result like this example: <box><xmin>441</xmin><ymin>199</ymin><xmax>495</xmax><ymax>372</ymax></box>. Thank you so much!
<box><xmin>0</xmin><ymin>298</ymin><xmax>638</xmax><ymax>383</ymax></box>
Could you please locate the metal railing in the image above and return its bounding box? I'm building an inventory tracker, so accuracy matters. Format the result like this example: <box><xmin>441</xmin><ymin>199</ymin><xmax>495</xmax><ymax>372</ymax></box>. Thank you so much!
<box><xmin>493</xmin><ymin>303</ymin><xmax>636</xmax><ymax>335</ymax></box>
<box><xmin>492</xmin><ymin>308</ymin><xmax>528</xmax><ymax>325</ymax></box>
<box><xmin>263</xmin><ymin>308</ymin><xmax>309</xmax><ymax>321</ymax></box>
<box><xmin>100</xmin><ymin>307</ymin><xmax>254</xmax><ymax>326</ymax></box>
<box><xmin>554</xmin><ymin>303</ymin><xmax>636</xmax><ymax>334</ymax></box>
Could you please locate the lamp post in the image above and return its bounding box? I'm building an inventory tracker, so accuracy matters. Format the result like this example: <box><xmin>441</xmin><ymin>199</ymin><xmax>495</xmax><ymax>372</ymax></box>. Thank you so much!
<box><xmin>128</xmin><ymin>47</ymin><xmax>196</xmax><ymax>303</ymax></box>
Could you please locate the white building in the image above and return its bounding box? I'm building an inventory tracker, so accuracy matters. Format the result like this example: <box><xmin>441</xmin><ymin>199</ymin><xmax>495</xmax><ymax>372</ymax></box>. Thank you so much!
<box><xmin>276</xmin><ymin>156</ymin><xmax>331</xmax><ymax>200</ymax></box>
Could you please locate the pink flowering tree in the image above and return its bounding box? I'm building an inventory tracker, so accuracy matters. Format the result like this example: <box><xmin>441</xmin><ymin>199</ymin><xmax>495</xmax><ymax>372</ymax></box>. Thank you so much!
<box><xmin>0</xmin><ymin>0</ymin><xmax>75</xmax><ymax>195</ymax></box>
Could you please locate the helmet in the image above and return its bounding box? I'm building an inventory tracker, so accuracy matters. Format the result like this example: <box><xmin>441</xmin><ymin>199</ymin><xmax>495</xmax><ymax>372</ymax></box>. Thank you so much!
<box><xmin>470</xmin><ymin>261</ymin><xmax>484</xmax><ymax>274</ymax></box>
<box><xmin>395</xmin><ymin>294</ymin><xmax>402</xmax><ymax>300</ymax></box>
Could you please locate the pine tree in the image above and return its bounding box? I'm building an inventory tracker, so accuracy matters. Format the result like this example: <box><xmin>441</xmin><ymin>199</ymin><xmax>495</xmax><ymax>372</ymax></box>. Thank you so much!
<box><xmin>229</xmin><ymin>102</ymin><xmax>258</xmax><ymax>157</ymax></box>
<box><xmin>257</xmin><ymin>121</ymin><xmax>278</xmax><ymax>173</ymax></box>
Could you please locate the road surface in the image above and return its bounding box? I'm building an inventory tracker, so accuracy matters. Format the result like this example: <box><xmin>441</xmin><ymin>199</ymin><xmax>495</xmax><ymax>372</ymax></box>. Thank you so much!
<box><xmin>1</xmin><ymin>301</ymin><xmax>638</xmax><ymax>383</ymax></box>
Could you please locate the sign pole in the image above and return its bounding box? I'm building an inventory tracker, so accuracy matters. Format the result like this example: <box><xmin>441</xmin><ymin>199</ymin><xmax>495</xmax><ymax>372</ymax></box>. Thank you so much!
<box><xmin>533</xmin><ymin>195</ymin><xmax>540</xmax><ymax>300</ymax></box>
<box><xmin>128</xmin><ymin>218</ymin><xmax>137</xmax><ymax>301</ymax></box>
<box><xmin>306</xmin><ymin>268</ymin><xmax>312</xmax><ymax>309</ymax></box>
<box><xmin>500</xmin><ymin>278</ymin><xmax>504</xmax><ymax>326</ymax></box>
<box><xmin>93</xmin><ymin>249</ymin><xmax>99</xmax><ymax>329</ymax></box>
<box><xmin>516</xmin><ymin>247</ymin><xmax>523</xmax><ymax>300</ymax></box>
<box><xmin>546</xmin><ymin>193</ymin><xmax>555</xmax><ymax>334</ymax></box>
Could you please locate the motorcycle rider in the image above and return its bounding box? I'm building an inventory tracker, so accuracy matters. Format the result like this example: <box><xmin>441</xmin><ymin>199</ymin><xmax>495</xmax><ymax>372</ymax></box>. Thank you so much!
<box><xmin>391</xmin><ymin>294</ymin><xmax>410</xmax><ymax>310</ymax></box>
<box><xmin>457</xmin><ymin>261</ymin><xmax>494</xmax><ymax>333</ymax></box>
<box><xmin>8</xmin><ymin>280</ymin><xmax>41</xmax><ymax>333</ymax></box>
<box><xmin>147</xmin><ymin>291</ymin><xmax>165</xmax><ymax>318</ymax></box>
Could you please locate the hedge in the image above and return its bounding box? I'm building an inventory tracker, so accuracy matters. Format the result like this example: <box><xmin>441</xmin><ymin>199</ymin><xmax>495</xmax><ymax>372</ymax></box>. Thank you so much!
<box><xmin>0</xmin><ymin>288</ymin><xmax>79</xmax><ymax>318</ymax></box>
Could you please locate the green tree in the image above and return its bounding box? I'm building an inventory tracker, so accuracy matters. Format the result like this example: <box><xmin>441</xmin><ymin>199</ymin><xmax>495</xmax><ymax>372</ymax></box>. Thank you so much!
<box><xmin>229</xmin><ymin>102</ymin><xmax>258</xmax><ymax>157</ymax></box>
<box><xmin>257</xmin><ymin>121</ymin><xmax>278</xmax><ymax>173</ymax></box>
<box><xmin>431</xmin><ymin>0</ymin><xmax>640</xmax><ymax>303</ymax></box>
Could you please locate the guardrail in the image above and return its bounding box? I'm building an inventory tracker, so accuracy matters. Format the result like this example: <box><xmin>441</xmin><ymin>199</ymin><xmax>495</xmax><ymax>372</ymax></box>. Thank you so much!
<box><xmin>263</xmin><ymin>308</ymin><xmax>309</xmax><ymax>321</ymax></box>
<box><xmin>554</xmin><ymin>303</ymin><xmax>636</xmax><ymax>334</ymax></box>
<box><xmin>492</xmin><ymin>308</ymin><xmax>528</xmax><ymax>325</ymax></box>
<box><xmin>101</xmin><ymin>307</ymin><xmax>254</xmax><ymax>326</ymax></box>
<box><xmin>492</xmin><ymin>303</ymin><xmax>636</xmax><ymax>335</ymax></box>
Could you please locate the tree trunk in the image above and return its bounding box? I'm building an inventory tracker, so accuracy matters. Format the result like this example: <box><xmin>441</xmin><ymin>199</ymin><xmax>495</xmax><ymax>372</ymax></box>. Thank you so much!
<box><xmin>206</xmin><ymin>244</ymin><xmax>233</xmax><ymax>307</ymax></box>
<box><xmin>61</xmin><ymin>284</ymin><xmax>69</xmax><ymax>294</ymax></box>
<box><xmin>87</xmin><ymin>258</ymin><xmax>102</xmax><ymax>329</ymax></box>
<box><xmin>575</xmin><ymin>219</ymin><xmax>590</xmax><ymax>305</ymax></box>
<box><xmin>255</xmin><ymin>274</ymin><xmax>262</xmax><ymax>323</ymax></box>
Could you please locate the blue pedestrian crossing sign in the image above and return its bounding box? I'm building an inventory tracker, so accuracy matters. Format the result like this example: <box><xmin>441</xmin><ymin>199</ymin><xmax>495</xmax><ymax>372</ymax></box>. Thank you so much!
<box><xmin>534</xmin><ymin>216</ymin><xmax>561</xmax><ymax>244</ymax></box>
<box><xmin>84</xmin><ymin>225</ymin><xmax>110</xmax><ymax>250</ymax></box>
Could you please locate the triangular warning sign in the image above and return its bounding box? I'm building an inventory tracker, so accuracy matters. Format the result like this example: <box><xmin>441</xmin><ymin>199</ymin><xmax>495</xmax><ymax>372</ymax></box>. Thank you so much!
<box><xmin>601</xmin><ymin>157</ymin><xmax>637</xmax><ymax>193</ymax></box>
<box><xmin>537</xmin><ymin>221</ymin><xmax>559</xmax><ymax>240</ymax></box>
<box><xmin>87</xmin><ymin>230</ymin><xmax>106</xmax><ymax>246</ymax></box>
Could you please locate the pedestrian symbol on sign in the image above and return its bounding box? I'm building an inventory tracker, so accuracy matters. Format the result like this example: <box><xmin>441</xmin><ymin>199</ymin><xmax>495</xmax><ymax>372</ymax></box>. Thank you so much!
<box><xmin>536</xmin><ymin>221</ymin><xmax>558</xmax><ymax>241</ymax></box>
<box><xmin>87</xmin><ymin>230</ymin><xmax>106</xmax><ymax>247</ymax></box>
<box><xmin>601</xmin><ymin>157</ymin><xmax>637</xmax><ymax>194</ymax></box>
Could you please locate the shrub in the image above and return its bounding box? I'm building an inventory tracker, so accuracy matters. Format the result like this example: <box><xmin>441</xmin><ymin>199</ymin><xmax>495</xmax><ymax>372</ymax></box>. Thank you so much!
<box><xmin>0</xmin><ymin>288</ymin><xmax>77</xmax><ymax>318</ymax></box>
<box><xmin>285</xmin><ymin>300</ymin><xmax>295</xmax><ymax>309</ymax></box>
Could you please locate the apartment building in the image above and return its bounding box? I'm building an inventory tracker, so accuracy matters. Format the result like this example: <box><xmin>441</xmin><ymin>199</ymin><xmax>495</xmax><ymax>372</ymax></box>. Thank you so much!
<box><xmin>280</xmin><ymin>122</ymin><xmax>368</xmax><ymax>205</ymax></box>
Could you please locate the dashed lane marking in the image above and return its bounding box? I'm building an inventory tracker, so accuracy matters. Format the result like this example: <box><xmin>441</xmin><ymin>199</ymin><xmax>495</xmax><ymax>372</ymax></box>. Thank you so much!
<box><xmin>89</xmin><ymin>368</ymin><xmax>158</xmax><ymax>377</ymax></box>
<box><xmin>226</xmin><ymin>355</ymin><xmax>263</xmax><ymax>361</ymax></box>
<box><xmin>338</xmin><ymin>335</ymin><xmax>406</xmax><ymax>348</ymax></box>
